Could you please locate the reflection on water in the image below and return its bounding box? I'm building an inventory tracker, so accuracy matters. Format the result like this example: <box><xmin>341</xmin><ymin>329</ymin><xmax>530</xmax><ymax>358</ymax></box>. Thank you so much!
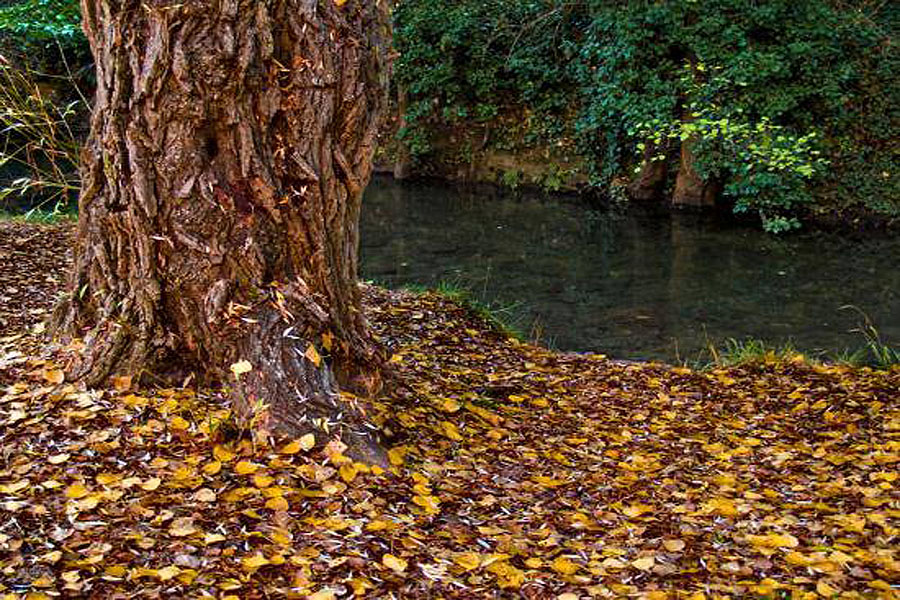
<box><xmin>360</xmin><ymin>176</ymin><xmax>900</xmax><ymax>362</ymax></box>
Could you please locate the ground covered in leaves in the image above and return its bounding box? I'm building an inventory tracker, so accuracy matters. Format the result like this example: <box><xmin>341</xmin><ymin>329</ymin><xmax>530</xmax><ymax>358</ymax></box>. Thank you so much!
<box><xmin>0</xmin><ymin>222</ymin><xmax>898</xmax><ymax>599</ymax></box>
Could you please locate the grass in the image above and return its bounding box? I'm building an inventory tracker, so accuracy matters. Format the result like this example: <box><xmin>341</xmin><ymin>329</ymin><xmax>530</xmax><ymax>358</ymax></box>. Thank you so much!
<box><xmin>0</xmin><ymin>203</ymin><xmax>77</xmax><ymax>223</ymax></box>
<box><xmin>692</xmin><ymin>334</ymin><xmax>899</xmax><ymax>371</ymax></box>
<box><xmin>396</xmin><ymin>279</ymin><xmax>533</xmax><ymax>342</ymax></box>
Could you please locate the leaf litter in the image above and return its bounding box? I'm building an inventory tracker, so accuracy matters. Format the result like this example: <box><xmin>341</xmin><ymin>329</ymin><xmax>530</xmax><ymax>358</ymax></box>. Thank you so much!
<box><xmin>0</xmin><ymin>222</ymin><xmax>898</xmax><ymax>599</ymax></box>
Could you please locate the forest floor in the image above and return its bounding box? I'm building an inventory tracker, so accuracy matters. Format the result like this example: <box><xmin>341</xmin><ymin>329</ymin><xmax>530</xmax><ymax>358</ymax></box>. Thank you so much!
<box><xmin>0</xmin><ymin>222</ymin><xmax>898</xmax><ymax>599</ymax></box>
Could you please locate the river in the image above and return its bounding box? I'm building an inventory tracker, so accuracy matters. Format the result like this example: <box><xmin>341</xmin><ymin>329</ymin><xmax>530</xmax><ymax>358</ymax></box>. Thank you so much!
<box><xmin>360</xmin><ymin>175</ymin><xmax>900</xmax><ymax>363</ymax></box>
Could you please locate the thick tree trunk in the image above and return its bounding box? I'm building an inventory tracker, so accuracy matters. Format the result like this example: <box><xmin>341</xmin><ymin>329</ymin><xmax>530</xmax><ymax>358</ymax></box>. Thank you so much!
<box><xmin>53</xmin><ymin>0</ymin><xmax>391</xmax><ymax>464</ymax></box>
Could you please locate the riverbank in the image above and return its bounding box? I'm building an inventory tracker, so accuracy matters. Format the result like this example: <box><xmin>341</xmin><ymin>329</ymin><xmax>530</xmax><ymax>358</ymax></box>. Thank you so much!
<box><xmin>1</xmin><ymin>221</ymin><xmax>898</xmax><ymax>598</ymax></box>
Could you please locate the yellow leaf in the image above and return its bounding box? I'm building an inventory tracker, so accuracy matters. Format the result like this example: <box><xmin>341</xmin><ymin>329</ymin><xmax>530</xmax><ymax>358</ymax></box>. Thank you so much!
<box><xmin>334</xmin><ymin>0</ymin><xmax>348</xmax><ymax>6</ymax></box>
<box><xmin>703</xmin><ymin>497</ymin><xmax>739</xmax><ymax>518</ymax></box>
<box><xmin>622</xmin><ymin>503</ymin><xmax>653</xmax><ymax>518</ymax></box>
<box><xmin>816</xmin><ymin>580</ymin><xmax>839</xmax><ymax>596</ymax></box>
<box><xmin>170</xmin><ymin>415</ymin><xmax>189</xmax><ymax>430</ymax></box>
<box><xmin>663</xmin><ymin>539</ymin><xmax>685</xmax><ymax>552</ymax></box>
<box><xmin>265</xmin><ymin>496</ymin><xmax>289</xmax><ymax>511</ymax></box>
<box><xmin>631</xmin><ymin>556</ymin><xmax>656</xmax><ymax>571</ymax></box>
<box><xmin>253</xmin><ymin>474</ymin><xmax>274</xmax><ymax>488</ymax></box>
<box><xmin>304</xmin><ymin>344</ymin><xmax>322</xmax><ymax>367</ymax></box>
<box><xmin>387</xmin><ymin>446</ymin><xmax>406</xmax><ymax>466</ymax></box>
<box><xmin>321</xmin><ymin>331</ymin><xmax>334</xmax><ymax>351</ymax></box>
<box><xmin>230</xmin><ymin>360</ymin><xmax>252</xmax><ymax>378</ymax></box>
<box><xmin>169</xmin><ymin>517</ymin><xmax>197</xmax><ymax>537</ymax></box>
<box><xmin>203</xmin><ymin>460</ymin><xmax>222</xmax><ymax>475</ymax></box>
<box><xmin>111</xmin><ymin>375</ymin><xmax>132</xmax><ymax>392</ymax></box>
<box><xmin>43</xmin><ymin>368</ymin><xmax>65</xmax><ymax>384</ymax></box>
<box><xmin>746</xmin><ymin>533</ymin><xmax>799</xmax><ymax>549</ymax></box>
<box><xmin>308</xmin><ymin>590</ymin><xmax>336</xmax><ymax>600</ymax></box>
<box><xmin>412</xmin><ymin>494</ymin><xmax>441</xmax><ymax>514</ymax></box>
<box><xmin>65</xmin><ymin>482</ymin><xmax>89</xmax><ymax>499</ymax></box>
<box><xmin>299</xmin><ymin>433</ymin><xmax>316</xmax><ymax>451</ymax></box>
<box><xmin>440</xmin><ymin>398</ymin><xmax>461</xmax><ymax>413</ymax></box>
<box><xmin>551</xmin><ymin>555</ymin><xmax>580</xmax><ymax>575</ymax></box>
<box><xmin>235</xmin><ymin>461</ymin><xmax>258</xmax><ymax>475</ymax></box>
<box><xmin>440</xmin><ymin>420</ymin><xmax>464</xmax><ymax>441</ymax></box>
<box><xmin>157</xmin><ymin>566</ymin><xmax>180</xmax><ymax>581</ymax></box>
<box><xmin>48</xmin><ymin>453</ymin><xmax>70</xmax><ymax>465</ymax></box>
<box><xmin>140</xmin><ymin>478</ymin><xmax>162</xmax><ymax>491</ymax></box>
<box><xmin>241</xmin><ymin>553</ymin><xmax>270</xmax><ymax>571</ymax></box>
<box><xmin>339</xmin><ymin>463</ymin><xmax>358</xmax><ymax>483</ymax></box>
<box><xmin>279</xmin><ymin>440</ymin><xmax>301</xmax><ymax>454</ymax></box>
<box><xmin>193</xmin><ymin>488</ymin><xmax>216</xmax><ymax>503</ymax></box>
<box><xmin>524</xmin><ymin>557</ymin><xmax>543</xmax><ymax>569</ymax></box>
<box><xmin>213</xmin><ymin>445</ymin><xmax>235</xmax><ymax>462</ymax></box>
<box><xmin>204</xmin><ymin>532</ymin><xmax>226</xmax><ymax>544</ymax></box>
<box><xmin>382</xmin><ymin>553</ymin><xmax>407</xmax><ymax>574</ymax></box>
<box><xmin>453</xmin><ymin>552</ymin><xmax>481</xmax><ymax>571</ymax></box>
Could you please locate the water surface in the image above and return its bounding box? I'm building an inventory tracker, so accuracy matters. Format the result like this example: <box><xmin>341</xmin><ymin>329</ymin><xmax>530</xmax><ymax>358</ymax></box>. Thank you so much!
<box><xmin>360</xmin><ymin>176</ymin><xmax>899</xmax><ymax>362</ymax></box>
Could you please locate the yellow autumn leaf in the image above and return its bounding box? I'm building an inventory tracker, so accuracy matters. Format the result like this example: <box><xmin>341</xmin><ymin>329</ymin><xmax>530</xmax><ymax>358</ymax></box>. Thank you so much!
<box><xmin>253</xmin><ymin>474</ymin><xmax>273</xmax><ymax>488</ymax></box>
<box><xmin>203</xmin><ymin>460</ymin><xmax>222</xmax><ymax>475</ymax></box>
<box><xmin>230</xmin><ymin>360</ymin><xmax>252</xmax><ymax>378</ymax></box>
<box><xmin>663</xmin><ymin>539</ymin><xmax>686</xmax><ymax>552</ymax></box>
<box><xmin>440</xmin><ymin>420</ymin><xmax>464</xmax><ymax>441</ymax></box>
<box><xmin>746</xmin><ymin>533</ymin><xmax>799</xmax><ymax>549</ymax></box>
<box><xmin>213</xmin><ymin>445</ymin><xmax>235</xmax><ymax>462</ymax></box>
<box><xmin>279</xmin><ymin>440</ymin><xmax>301</xmax><ymax>454</ymax></box>
<box><xmin>387</xmin><ymin>446</ymin><xmax>406</xmax><ymax>466</ymax></box>
<box><xmin>307</xmin><ymin>590</ymin><xmax>336</xmax><ymax>600</ymax></box>
<box><xmin>111</xmin><ymin>375</ymin><xmax>132</xmax><ymax>392</ymax></box>
<box><xmin>631</xmin><ymin>556</ymin><xmax>656</xmax><ymax>571</ymax></box>
<box><xmin>192</xmin><ymin>488</ymin><xmax>216</xmax><ymax>503</ymax></box>
<box><xmin>524</xmin><ymin>557</ymin><xmax>543</xmax><ymax>569</ymax></box>
<box><xmin>299</xmin><ymin>432</ymin><xmax>316</xmax><ymax>450</ymax></box>
<box><xmin>169</xmin><ymin>517</ymin><xmax>197</xmax><ymax>537</ymax></box>
<box><xmin>43</xmin><ymin>368</ymin><xmax>65</xmax><ymax>384</ymax></box>
<box><xmin>703</xmin><ymin>497</ymin><xmax>739</xmax><ymax>517</ymax></box>
<box><xmin>235</xmin><ymin>461</ymin><xmax>258</xmax><ymax>475</ymax></box>
<box><xmin>140</xmin><ymin>478</ymin><xmax>162</xmax><ymax>491</ymax></box>
<box><xmin>453</xmin><ymin>552</ymin><xmax>481</xmax><ymax>571</ymax></box>
<box><xmin>265</xmin><ymin>496</ymin><xmax>289</xmax><ymax>511</ymax></box>
<box><xmin>156</xmin><ymin>565</ymin><xmax>180</xmax><ymax>581</ymax></box>
<box><xmin>339</xmin><ymin>463</ymin><xmax>358</xmax><ymax>483</ymax></box>
<box><xmin>65</xmin><ymin>482</ymin><xmax>89</xmax><ymax>499</ymax></box>
<box><xmin>551</xmin><ymin>555</ymin><xmax>580</xmax><ymax>575</ymax></box>
<box><xmin>382</xmin><ymin>553</ymin><xmax>407</xmax><ymax>574</ymax></box>
<box><xmin>48</xmin><ymin>453</ymin><xmax>70</xmax><ymax>465</ymax></box>
<box><xmin>304</xmin><ymin>344</ymin><xmax>322</xmax><ymax>367</ymax></box>
<box><xmin>622</xmin><ymin>503</ymin><xmax>653</xmax><ymax>518</ymax></box>
<box><xmin>241</xmin><ymin>553</ymin><xmax>270</xmax><ymax>571</ymax></box>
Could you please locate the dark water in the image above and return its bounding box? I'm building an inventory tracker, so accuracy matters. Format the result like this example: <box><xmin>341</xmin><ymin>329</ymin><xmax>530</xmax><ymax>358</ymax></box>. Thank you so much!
<box><xmin>360</xmin><ymin>176</ymin><xmax>900</xmax><ymax>362</ymax></box>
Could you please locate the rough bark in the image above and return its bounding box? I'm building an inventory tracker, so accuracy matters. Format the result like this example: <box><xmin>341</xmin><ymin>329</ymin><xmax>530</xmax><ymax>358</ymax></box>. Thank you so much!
<box><xmin>672</xmin><ymin>136</ymin><xmax>719</xmax><ymax>208</ymax></box>
<box><xmin>53</xmin><ymin>0</ymin><xmax>391</xmax><ymax>464</ymax></box>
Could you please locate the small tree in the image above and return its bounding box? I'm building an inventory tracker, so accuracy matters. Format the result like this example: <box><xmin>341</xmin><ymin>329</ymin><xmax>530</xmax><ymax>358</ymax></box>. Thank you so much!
<box><xmin>53</xmin><ymin>0</ymin><xmax>392</xmax><ymax>464</ymax></box>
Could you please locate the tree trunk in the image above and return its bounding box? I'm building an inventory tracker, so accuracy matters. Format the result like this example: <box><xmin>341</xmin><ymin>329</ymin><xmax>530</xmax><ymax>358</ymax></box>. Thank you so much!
<box><xmin>627</xmin><ymin>141</ymin><xmax>669</xmax><ymax>201</ymax></box>
<box><xmin>672</xmin><ymin>136</ymin><xmax>719</xmax><ymax>208</ymax></box>
<box><xmin>53</xmin><ymin>0</ymin><xmax>392</xmax><ymax>465</ymax></box>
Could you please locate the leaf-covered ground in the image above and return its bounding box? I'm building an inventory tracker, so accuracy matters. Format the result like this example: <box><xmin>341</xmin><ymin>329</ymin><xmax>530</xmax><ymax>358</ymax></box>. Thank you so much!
<box><xmin>0</xmin><ymin>222</ymin><xmax>898</xmax><ymax>599</ymax></box>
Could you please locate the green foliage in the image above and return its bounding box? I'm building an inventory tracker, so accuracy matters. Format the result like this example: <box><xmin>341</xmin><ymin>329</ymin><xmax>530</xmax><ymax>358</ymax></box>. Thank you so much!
<box><xmin>392</xmin><ymin>0</ymin><xmax>583</xmax><ymax>161</ymax></box>
<box><xmin>0</xmin><ymin>0</ymin><xmax>81</xmax><ymax>41</ymax></box>
<box><xmin>394</xmin><ymin>0</ymin><xmax>898</xmax><ymax>230</ymax></box>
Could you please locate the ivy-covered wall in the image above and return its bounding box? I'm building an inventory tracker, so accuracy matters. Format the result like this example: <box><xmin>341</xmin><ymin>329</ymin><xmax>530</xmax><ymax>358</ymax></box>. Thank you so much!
<box><xmin>393</xmin><ymin>0</ymin><xmax>898</xmax><ymax>231</ymax></box>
